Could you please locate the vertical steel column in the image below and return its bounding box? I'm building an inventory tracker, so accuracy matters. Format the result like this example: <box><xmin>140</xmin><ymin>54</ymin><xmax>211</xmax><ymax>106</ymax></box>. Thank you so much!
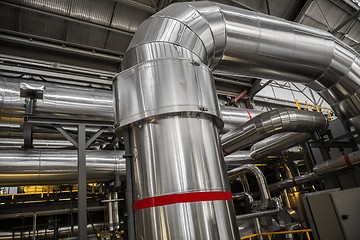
<box><xmin>32</xmin><ymin>212</ymin><xmax>36</xmax><ymax>240</ymax></box>
<box><xmin>77</xmin><ymin>124</ymin><xmax>87</xmax><ymax>239</ymax></box>
<box><xmin>123</xmin><ymin>128</ymin><xmax>135</xmax><ymax>240</ymax></box>
<box><xmin>54</xmin><ymin>216</ymin><xmax>58</xmax><ymax>240</ymax></box>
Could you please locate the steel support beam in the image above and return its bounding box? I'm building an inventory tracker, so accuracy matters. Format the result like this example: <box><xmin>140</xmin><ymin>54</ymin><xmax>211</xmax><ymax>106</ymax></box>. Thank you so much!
<box><xmin>86</xmin><ymin>128</ymin><xmax>107</xmax><ymax>148</ymax></box>
<box><xmin>55</xmin><ymin>126</ymin><xmax>78</xmax><ymax>148</ymax></box>
<box><xmin>265</xmin><ymin>0</ymin><xmax>271</xmax><ymax>15</ymax></box>
<box><xmin>330</xmin><ymin>10</ymin><xmax>360</xmax><ymax>34</ymax></box>
<box><xmin>77</xmin><ymin>124</ymin><xmax>87</xmax><ymax>239</ymax></box>
<box><xmin>123</xmin><ymin>128</ymin><xmax>135</xmax><ymax>240</ymax></box>
<box><xmin>288</xmin><ymin>0</ymin><xmax>311</xmax><ymax>21</ymax></box>
<box><xmin>0</xmin><ymin>32</ymin><xmax>122</xmax><ymax>63</ymax></box>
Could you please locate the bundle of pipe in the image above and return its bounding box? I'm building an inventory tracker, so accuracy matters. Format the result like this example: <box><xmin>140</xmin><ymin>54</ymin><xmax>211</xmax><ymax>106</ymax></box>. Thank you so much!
<box><xmin>107</xmin><ymin>192</ymin><xmax>120</xmax><ymax>232</ymax></box>
<box><xmin>268</xmin><ymin>150</ymin><xmax>360</xmax><ymax>192</ymax></box>
<box><xmin>3</xmin><ymin>0</ymin><xmax>360</xmax><ymax>131</ymax></box>
<box><xmin>221</xmin><ymin>108</ymin><xmax>328</xmax><ymax>155</ymax></box>
<box><xmin>112</xmin><ymin>1</ymin><xmax>360</xmax><ymax>238</ymax></box>
<box><xmin>0</xmin><ymin>150</ymin><xmax>125</xmax><ymax>186</ymax></box>
<box><xmin>225</xmin><ymin>133</ymin><xmax>311</xmax><ymax>167</ymax></box>
<box><xmin>228</xmin><ymin>164</ymin><xmax>271</xmax><ymax>209</ymax></box>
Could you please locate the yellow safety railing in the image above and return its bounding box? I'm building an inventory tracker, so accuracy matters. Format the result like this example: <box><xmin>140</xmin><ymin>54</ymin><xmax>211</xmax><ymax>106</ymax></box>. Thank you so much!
<box><xmin>295</xmin><ymin>99</ymin><xmax>333</xmax><ymax>121</ymax></box>
<box><xmin>241</xmin><ymin>229</ymin><xmax>312</xmax><ymax>240</ymax></box>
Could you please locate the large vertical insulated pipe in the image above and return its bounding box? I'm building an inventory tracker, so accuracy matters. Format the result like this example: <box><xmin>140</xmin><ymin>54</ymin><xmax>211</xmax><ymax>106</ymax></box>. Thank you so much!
<box><xmin>113</xmin><ymin>3</ymin><xmax>239</xmax><ymax>239</ymax></box>
<box><xmin>114</xmin><ymin>59</ymin><xmax>238</xmax><ymax>238</ymax></box>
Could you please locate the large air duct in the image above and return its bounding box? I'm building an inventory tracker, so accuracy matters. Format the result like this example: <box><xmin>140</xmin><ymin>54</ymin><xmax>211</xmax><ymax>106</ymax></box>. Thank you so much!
<box><xmin>0</xmin><ymin>150</ymin><xmax>125</xmax><ymax>186</ymax></box>
<box><xmin>112</xmin><ymin>1</ymin><xmax>360</xmax><ymax>238</ymax></box>
<box><xmin>221</xmin><ymin>108</ymin><xmax>328</xmax><ymax>155</ymax></box>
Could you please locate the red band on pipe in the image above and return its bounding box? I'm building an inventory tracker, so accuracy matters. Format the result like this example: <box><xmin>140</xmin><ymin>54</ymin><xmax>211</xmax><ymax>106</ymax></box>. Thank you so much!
<box><xmin>133</xmin><ymin>191</ymin><xmax>233</xmax><ymax>210</ymax></box>
<box><xmin>243</xmin><ymin>108</ymin><xmax>253</xmax><ymax>120</ymax></box>
<box><xmin>344</xmin><ymin>153</ymin><xmax>352</xmax><ymax>168</ymax></box>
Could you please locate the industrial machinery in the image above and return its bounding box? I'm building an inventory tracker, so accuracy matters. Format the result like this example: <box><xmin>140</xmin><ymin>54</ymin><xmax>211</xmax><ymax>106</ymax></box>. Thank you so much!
<box><xmin>0</xmin><ymin>0</ymin><xmax>360</xmax><ymax>239</ymax></box>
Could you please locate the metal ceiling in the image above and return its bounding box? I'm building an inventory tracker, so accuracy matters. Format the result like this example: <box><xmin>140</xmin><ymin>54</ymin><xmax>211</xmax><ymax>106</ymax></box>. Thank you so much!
<box><xmin>0</xmin><ymin>0</ymin><xmax>359</xmax><ymax>72</ymax></box>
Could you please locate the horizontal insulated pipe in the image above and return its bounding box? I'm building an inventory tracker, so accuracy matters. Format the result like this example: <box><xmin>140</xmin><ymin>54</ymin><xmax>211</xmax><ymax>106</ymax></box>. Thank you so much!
<box><xmin>236</xmin><ymin>209</ymin><xmax>282</xmax><ymax>221</ymax></box>
<box><xmin>0</xmin><ymin>76</ymin><xmax>114</xmax><ymax>121</ymax></box>
<box><xmin>250</xmin><ymin>132</ymin><xmax>311</xmax><ymax>160</ymax></box>
<box><xmin>221</xmin><ymin>106</ymin><xmax>263</xmax><ymax>133</ymax></box>
<box><xmin>225</xmin><ymin>151</ymin><xmax>253</xmax><ymax>167</ymax></box>
<box><xmin>221</xmin><ymin>108</ymin><xmax>328</xmax><ymax>155</ymax></box>
<box><xmin>268</xmin><ymin>150</ymin><xmax>360</xmax><ymax>191</ymax></box>
<box><xmin>0</xmin><ymin>76</ymin><xmax>252</xmax><ymax>135</ymax></box>
<box><xmin>0</xmin><ymin>150</ymin><xmax>125</xmax><ymax>186</ymax></box>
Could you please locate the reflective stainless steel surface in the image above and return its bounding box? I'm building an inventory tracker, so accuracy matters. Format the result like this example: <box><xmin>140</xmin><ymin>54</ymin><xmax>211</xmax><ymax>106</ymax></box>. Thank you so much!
<box><xmin>269</xmin><ymin>150</ymin><xmax>360</xmax><ymax>191</ymax></box>
<box><xmin>313</xmin><ymin>150</ymin><xmax>360</xmax><ymax>176</ymax></box>
<box><xmin>228</xmin><ymin>164</ymin><xmax>271</xmax><ymax>209</ymax></box>
<box><xmin>0</xmin><ymin>76</ymin><xmax>113</xmax><ymax>120</ymax></box>
<box><xmin>2</xmin><ymin>1</ymin><xmax>360</xmax><ymax>130</ymax></box>
<box><xmin>124</xmin><ymin>1</ymin><xmax>360</xmax><ymax>130</ymax></box>
<box><xmin>112</xmin><ymin>191</ymin><xmax>120</xmax><ymax>231</ymax></box>
<box><xmin>107</xmin><ymin>193</ymin><xmax>114</xmax><ymax>232</ymax></box>
<box><xmin>130</xmin><ymin>115</ymin><xmax>238</xmax><ymax>239</ymax></box>
<box><xmin>107</xmin><ymin>191</ymin><xmax>120</xmax><ymax>232</ymax></box>
<box><xmin>113</xmin><ymin>59</ymin><xmax>222</xmax><ymax>128</ymax></box>
<box><xmin>114</xmin><ymin>2</ymin><xmax>240</xmax><ymax>238</ymax></box>
<box><xmin>221</xmin><ymin>108</ymin><xmax>328</xmax><ymax>155</ymax></box>
<box><xmin>221</xmin><ymin>106</ymin><xmax>263</xmax><ymax>133</ymax></box>
<box><xmin>268</xmin><ymin>173</ymin><xmax>319</xmax><ymax>192</ymax></box>
<box><xmin>0</xmin><ymin>150</ymin><xmax>125</xmax><ymax>186</ymax></box>
<box><xmin>212</xmin><ymin>3</ymin><xmax>360</xmax><ymax>129</ymax></box>
<box><xmin>112</xmin><ymin>1</ymin><xmax>360</xmax><ymax>238</ymax></box>
<box><xmin>225</xmin><ymin>151</ymin><xmax>253</xmax><ymax>167</ymax></box>
<box><xmin>0</xmin><ymin>138</ymin><xmax>73</xmax><ymax>148</ymax></box>
<box><xmin>250</xmin><ymin>132</ymin><xmax>311</xmax><ymax>160</ymax></box>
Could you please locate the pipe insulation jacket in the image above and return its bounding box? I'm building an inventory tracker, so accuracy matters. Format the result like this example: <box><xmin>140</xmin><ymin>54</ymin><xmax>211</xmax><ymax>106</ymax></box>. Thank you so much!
<box><xmin>268</xmin><ymin>150</ymin><xmax>360</xmax><ymax>192</ymax></box>
<box><xmin>0</xmin><ymin>150</ymin><xmax>125</xmax><ymax>186</ymax></box>
<box><xmin>249</xmin><ymin>132</ymin><xmax>311</xmax><ymax>160</ymax></box>
<box><xmin>221</xmin><ymin>108</ymin><xmax>328</xmax><ymax>155</ymax></box>
<box><xmin>0</xmin><ymin>76</ymin><xmax>257</xmax><ymax>135</ymax></box>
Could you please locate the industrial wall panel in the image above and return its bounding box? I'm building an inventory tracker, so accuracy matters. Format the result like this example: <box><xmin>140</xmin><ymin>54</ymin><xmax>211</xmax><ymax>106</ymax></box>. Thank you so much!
<box><xmin>330</xmin><ymin>187</ymin><xmax>360</xmax><ymax>240</ymax></box>
<box><xmin>306</xmin><ymin>190</ymin><xmax>344</xmax><ymax>240</ymax></box>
